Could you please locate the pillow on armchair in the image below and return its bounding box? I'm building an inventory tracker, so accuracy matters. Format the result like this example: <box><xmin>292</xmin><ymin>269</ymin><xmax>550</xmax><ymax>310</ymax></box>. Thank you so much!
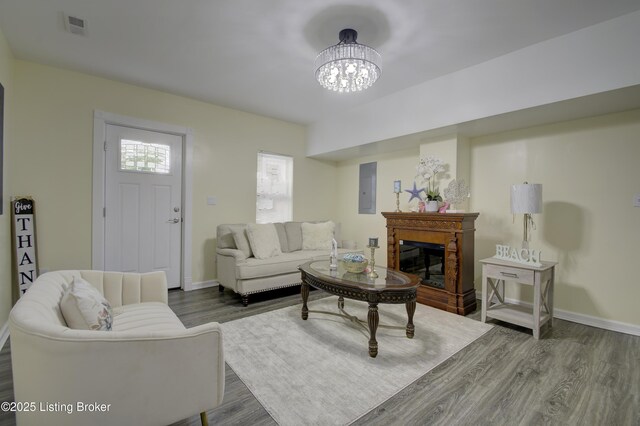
<box><xmin>60</xmin><ymin>277</ymin><xmax>113</xmax><ymax>331</ymax></box>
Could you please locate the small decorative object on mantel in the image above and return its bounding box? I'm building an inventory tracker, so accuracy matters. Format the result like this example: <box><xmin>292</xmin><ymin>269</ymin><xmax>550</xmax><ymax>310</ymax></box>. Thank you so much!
<box><xmin>404</xmin><ymin>181</ymin><xmax>424</xmax><ymax>204</ymax></box>
<box><xmin>393</xmin><ymin>180</ymin><xmax>402</xmax><ymax>212</ymax></box>
<box><xmin>438</xmin><ymin>202</ymin><xmax>450</xmax><ymax>213</ymax></box>
<box><xmin>416</xmin><ymin>155</ymin><xmax>445</xmax><ymax>212</ymax></box>
<box><xmin>494</xmin><ymin>244</ymin><xmax>542</xmax><ymax>267</ymax></box>
<box><xmin>425</xmin><ymin>200</ymin><xmax>439</xmax><ymax>212</ymax></box>
<box><xmin>443</xmin><ymin>179</ymin><xmax>470</xmax><ymax>213</ymax></box>
<box><xmin>367</xmin><ymin>237</ymin><xmax>379</xmax><ymax>279</ymax></box>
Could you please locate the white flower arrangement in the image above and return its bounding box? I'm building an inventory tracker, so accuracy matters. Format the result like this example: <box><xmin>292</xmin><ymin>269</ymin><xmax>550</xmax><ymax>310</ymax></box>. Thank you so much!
<box><xmin>416</xmin><ymin>155</ymin><xmax>445</xmax><ymax>201</ymax></box>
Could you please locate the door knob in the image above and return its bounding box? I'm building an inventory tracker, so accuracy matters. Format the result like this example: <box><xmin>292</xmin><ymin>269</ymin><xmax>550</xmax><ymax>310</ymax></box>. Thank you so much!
<box><xmin>166</xmin><ymin>218</ymin><xmax>180</xmax><ymax>224</ymax></box>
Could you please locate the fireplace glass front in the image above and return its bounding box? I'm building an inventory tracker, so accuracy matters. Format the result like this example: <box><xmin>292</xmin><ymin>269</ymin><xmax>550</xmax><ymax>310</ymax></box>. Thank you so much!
<box><xmin>399</xmin><ymin>240</ymin><xmax>445</xmax><ymax>289</ymax></box>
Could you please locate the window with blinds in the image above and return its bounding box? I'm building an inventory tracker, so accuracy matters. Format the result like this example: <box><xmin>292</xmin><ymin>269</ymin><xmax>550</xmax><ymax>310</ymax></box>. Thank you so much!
<box><xmin>256</xmin><ymin>152</ymin><xmax>293</xmax><ymax>223</ymax></box>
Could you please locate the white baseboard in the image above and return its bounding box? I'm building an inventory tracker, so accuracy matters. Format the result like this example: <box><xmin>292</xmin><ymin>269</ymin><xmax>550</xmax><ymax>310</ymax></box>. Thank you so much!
<box><xmin>552</xmin><ymin>307</ymin><xmax>640</xmax><ymax>336</ymax></box>
<box><xmin>476</xmin><ymin>291</ymin><xmax>640</xmax><ymax>336</ymax></box>
<box><xmin>189</xmin><ymin>280</ymin><xmax>218</xmax><ymax>291</ymax></box>
<box><xmin>0</xmin><ymin>321</ymin><xmax>9</xmax><ymax>351</ymax></box>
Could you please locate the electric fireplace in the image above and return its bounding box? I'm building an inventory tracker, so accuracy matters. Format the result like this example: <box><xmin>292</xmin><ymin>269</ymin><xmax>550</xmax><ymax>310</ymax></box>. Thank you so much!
<box><xmin>383</xmin><ymin>212</ymin><xmax>479</xmax><ymax>315</ymax></box>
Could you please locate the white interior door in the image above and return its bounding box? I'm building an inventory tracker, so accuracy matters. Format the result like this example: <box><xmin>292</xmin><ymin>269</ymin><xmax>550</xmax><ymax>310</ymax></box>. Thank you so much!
<box><xmin>105</xmin><ymin>124</ymin><xmax>182</xmax><ymax>288</ymax></box>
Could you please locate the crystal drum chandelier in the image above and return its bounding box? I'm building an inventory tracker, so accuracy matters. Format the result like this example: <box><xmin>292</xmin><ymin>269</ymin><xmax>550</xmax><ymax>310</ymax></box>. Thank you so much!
<box><xmin>315</xmin><ymin>28</ymin><xmax>381</xmax><ymax>93</ymax></box>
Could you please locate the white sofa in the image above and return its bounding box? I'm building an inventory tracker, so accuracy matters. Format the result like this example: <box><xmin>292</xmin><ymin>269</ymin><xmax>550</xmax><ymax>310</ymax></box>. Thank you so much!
<box><xmin>9</xmin><ymin>270</ymin><xmax>224</xmax><ymax>426</ymax></box>
<box><xmin>216</xmin><ymin>222</ymin><xmax>358</xmax><ymax>306</ymax></box>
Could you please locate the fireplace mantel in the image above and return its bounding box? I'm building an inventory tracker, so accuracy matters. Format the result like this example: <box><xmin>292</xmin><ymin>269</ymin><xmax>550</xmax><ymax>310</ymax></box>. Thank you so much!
<box><xmin>382</xmin><ymin>212</ymin><xmax>479</xmax><ymax>315</ymax></box>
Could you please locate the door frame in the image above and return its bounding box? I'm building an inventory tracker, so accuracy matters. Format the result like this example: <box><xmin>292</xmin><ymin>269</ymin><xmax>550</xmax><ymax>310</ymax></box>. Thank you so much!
<box><xmin>92</xmin><ymin>110</ymin><xmax>194</xmax><ymax>290</ymax></box>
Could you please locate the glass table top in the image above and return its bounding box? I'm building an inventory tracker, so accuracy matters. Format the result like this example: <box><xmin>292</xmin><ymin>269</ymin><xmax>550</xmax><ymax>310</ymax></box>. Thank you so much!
<box><xmin>300</xmin><ymin>260</ymin><xmax>420</xmax><ymax>291</ymax></box>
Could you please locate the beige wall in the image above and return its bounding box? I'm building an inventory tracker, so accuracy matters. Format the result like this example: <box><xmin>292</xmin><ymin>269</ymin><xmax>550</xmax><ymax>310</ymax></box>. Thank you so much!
<box><xmin>335</xmin><ymin>147</ymin><xmax>419</xmax><ymax>260</ymax></box>
<box><xmin>0</xmin><ymin>27</ymin><xmax>13</xmax><ymax>327</ymax></box>
<box><xmin>470</xmin><ymin>109</ymin><xmax>640</xmax><ymax>326</ymax></box>
<box><xmin>334</xmin><ymin>109</ymin><xmax>640</xmax><ymax>328</ymax></box>
<box><xmin>10</xmin><ymin>60</ymin><xmax>337</xmax><ymax>284</ymax></box>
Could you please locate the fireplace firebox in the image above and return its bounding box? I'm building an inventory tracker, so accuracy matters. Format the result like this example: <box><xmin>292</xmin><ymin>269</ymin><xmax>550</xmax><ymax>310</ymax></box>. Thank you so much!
<box><xmin>382</xmin><ymin>212</ymin><xmax>479</xmax><ymax>315</ymax></box>
<box><xmin>399</xmin><ymin>240</ymin><xmax>446</xmax><ymax>289</ymax></box>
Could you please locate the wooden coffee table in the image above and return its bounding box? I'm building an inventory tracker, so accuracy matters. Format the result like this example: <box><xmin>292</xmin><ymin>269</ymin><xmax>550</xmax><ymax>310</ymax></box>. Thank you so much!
<box><xmin>298</xmin><ymin>260</ymin><xmax>421</xmax><ymax>358</ymax></box>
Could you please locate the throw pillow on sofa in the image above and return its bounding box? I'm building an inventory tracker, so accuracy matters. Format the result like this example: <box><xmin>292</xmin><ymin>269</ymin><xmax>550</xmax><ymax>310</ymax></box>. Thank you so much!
<box><xmin>60</xmin><ymin>277</ymin><xmax>113</xmax><ymax>331</ymax></box>
<box><xmin>246</xmin><ymin>223</ymin><xmax>283</xmax><ymax>259</ymax></box>
<box><xmin>285</xmin><ymin>222</ymin><xmax>303</xmax><ymax>252</ymax></box>
<box><xmin>301</xmin><ymin>221</ymin><xmax>335</xmax><ymax>250</ymax></box>
<box><xmin>230</xmin><ymin>225</ymin><xmax>253</xmax><ymax>259</ymax></box>
<box><xmin>273</xmin><ymin>223</ymin><xmax>290</xmax><ymax>253</ymax></box>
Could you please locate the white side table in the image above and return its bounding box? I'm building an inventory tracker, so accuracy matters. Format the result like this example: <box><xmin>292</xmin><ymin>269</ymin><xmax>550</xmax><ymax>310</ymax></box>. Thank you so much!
<box><xmin>480</xmin><ymin>257</ymin><xmax>557</xmax><ymax>339</ymax></box>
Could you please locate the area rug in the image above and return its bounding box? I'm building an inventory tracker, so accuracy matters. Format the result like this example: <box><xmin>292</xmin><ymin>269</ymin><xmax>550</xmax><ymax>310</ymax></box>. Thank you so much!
<box><xmin>222</xmin><ymin>296</ymin><xmax>492</xmax><ymax>426</ymax></box>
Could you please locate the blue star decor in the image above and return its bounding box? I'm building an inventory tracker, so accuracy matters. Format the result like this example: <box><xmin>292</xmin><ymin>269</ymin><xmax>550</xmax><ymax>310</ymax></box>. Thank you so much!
<box><xmin>405</xmin><ymin>182</ymin><xmax>425</xmax><ymax>202</ymax></box>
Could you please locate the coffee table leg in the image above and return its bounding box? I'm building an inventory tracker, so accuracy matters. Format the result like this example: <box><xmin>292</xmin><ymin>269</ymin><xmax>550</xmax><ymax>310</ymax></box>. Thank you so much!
<box><xmin>368</xmin><ymin>302</ymin><xmax>379</xmax><ymax>358</ymax></box>
<box><xmin>301</xmin><ymin>282</ymin><xmax>309</xmax><ymax>320</ymax></box>
<box><xmin>406</xmin><ymin>300</ymin><xmax>416</xmax><ymax>338</ymax></box>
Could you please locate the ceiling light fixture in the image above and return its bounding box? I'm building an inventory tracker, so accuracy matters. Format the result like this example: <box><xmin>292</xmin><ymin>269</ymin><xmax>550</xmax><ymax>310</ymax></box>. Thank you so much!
<box><xmin>315</xmin><ymin>28</ymin><xmax>381</xmax><ymax>93</ymax></box>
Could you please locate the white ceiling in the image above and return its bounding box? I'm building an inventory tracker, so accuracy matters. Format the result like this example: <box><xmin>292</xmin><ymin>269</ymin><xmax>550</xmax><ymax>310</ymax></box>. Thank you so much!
<box><xmin>1</xmin><ymin>0</ymin><xmax>640</xmax><ymax>125</ymax></box>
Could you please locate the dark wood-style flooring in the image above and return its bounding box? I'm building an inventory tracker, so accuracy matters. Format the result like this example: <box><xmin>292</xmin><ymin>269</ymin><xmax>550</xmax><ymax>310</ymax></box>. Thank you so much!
<box><xmin>1</xmin><ymin>286</ymin><xmax>638</xmax><ymax>425</ymax></box>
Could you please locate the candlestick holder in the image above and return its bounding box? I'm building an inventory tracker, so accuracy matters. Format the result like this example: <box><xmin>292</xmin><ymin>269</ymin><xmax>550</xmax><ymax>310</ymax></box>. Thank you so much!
<box><xmin>367</xmin><ymin>244</ymin><xmax>379</xmax><ymax>279</ymax></box>
<box><xmin>395</xmin><ymin>192</ymin><xmax>401</xmax><ymax>212</ymax></box>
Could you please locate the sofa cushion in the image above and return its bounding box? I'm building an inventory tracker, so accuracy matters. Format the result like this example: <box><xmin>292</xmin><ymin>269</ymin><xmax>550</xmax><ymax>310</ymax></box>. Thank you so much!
<box><xmin>60</xmin><ymin>277</ymin><xmax>113</xmax><ymax>331</ymax></box>
<box><xmin>231</xmin><ymin>225</ymin><xmax>253</xmax><ymax>258</ymax></box>
<box><xmin>285</xmin><ymin>222</ymin><xmax>303</xmax><ymax>252</ymax></box>
<box><xmin>302</xmin><ymin>221</ymin><xmax>335</xmax><ymax>250</ymax></box>
<box><xmin>246</xmin><ymin>223</ymin><xmax>282</xmax><ymax>259</ymax></box>
<box><xmin>236</xmin><ymin>248</ymin><xmax>356</xmax><ymax>280</ymax></box>
<box><xmin>273</xmin><ymin>222</ymin><xmax>290</xmax><ymax>253</ymax></box>
<box><xmin>112</xmin><ymin>302</ymin><xmax>185</xmax><ymax>332</ymax></box>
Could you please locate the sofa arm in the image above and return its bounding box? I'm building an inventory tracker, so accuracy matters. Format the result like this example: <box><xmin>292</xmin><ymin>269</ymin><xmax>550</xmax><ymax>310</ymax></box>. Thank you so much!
<box><xmin>216</xmin><ymin>250</ymin><xmax>246</xmax><ymax>292</ymax></box>
<box><xmin>9</xmin><ymin>321</ymin><xmax>225</xmax><ymax>426</ymax></box>
<box><xmin>216</xmin><ymin>248</ymin><xmax>247</xmax><ymax>261</ymax></box>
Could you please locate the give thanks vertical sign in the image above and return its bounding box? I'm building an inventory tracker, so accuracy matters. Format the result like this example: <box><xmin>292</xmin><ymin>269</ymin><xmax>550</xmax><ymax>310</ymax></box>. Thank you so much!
<box><xmin>12</xmin><ymin>197</ymin><xmax>39</xmax><ymax>296</ymax></box>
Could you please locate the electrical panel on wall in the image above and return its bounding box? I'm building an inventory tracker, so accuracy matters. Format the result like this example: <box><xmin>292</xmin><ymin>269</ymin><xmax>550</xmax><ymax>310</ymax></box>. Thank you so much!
<box><xmin>359</xmin><ymin>162</ymin><xmax>377</xmax><ymax>214</ymax></box>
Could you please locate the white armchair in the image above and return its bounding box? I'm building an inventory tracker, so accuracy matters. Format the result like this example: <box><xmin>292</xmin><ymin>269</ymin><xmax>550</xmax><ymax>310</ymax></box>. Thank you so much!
<box><xmin>9</xmin><ymin>270</ymin><xmax>224</xmax><ymax>426</ymax></box>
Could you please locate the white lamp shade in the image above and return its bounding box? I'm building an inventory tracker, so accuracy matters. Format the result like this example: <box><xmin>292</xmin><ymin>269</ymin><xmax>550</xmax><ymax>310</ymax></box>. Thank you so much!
<box><xmin>511</xmin><ymin>183</ymin><xmax>542</xmax><ymax>214</ymax></box>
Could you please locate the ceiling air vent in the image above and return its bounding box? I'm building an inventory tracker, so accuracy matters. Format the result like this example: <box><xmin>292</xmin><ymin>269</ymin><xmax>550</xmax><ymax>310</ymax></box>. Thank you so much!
<box><xmin>64</xmin><ymin>14</ymin><xmax>87</xmax><ymax>36</ymax></box>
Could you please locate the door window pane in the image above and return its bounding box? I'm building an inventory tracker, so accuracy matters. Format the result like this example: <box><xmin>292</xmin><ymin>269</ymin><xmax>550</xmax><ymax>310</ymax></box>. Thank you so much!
<box><xmin>120</xmin><ymin>139</ymin><xmax>171</xmax><ymax>174</ymax></box>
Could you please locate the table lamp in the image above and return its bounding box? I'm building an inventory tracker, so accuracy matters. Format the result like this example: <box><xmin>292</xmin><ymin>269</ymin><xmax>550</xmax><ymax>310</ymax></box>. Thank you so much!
<box><xmin>511</xmin><ymin>182</ymin><xmax>542</xmax><ymax>249</ymax></box>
